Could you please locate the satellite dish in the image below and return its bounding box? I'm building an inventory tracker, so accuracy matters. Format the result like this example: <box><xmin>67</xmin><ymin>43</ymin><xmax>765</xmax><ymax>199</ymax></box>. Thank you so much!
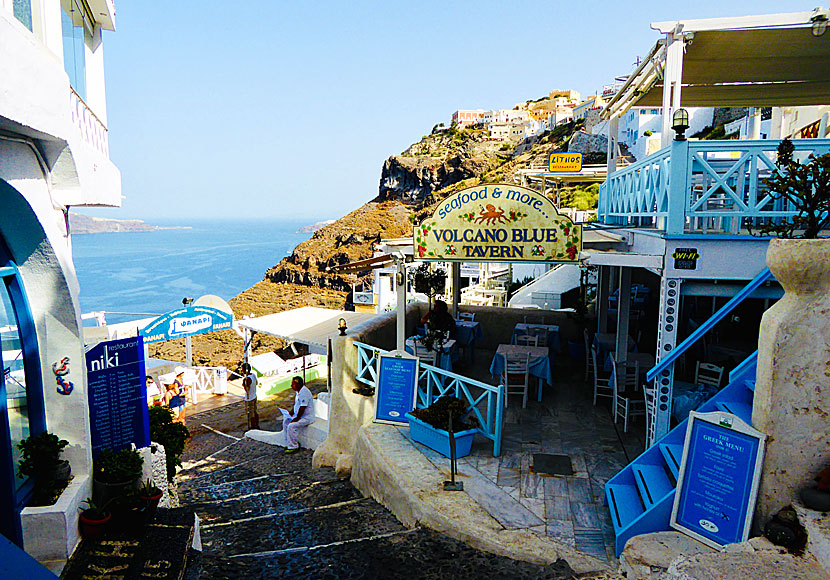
<box><xmin>194</xmin><ymin>294</ymin><xmax>234</xmax><ymax>315</ymax></box>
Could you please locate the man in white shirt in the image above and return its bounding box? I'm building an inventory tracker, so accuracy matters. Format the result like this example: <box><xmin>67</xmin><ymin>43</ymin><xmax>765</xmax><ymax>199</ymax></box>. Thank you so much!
<box><xmin>282</xmin><ymin>376</ymin><xmax>314</xmax><ymax>454</ymax></box>
<box><xmin>242</xmin><ymin>362</ymin><xmax>259</xmax><ymax>430</ymax></box>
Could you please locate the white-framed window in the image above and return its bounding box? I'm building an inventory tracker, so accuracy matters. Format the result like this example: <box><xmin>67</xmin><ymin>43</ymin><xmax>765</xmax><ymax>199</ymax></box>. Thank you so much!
<box><xmin>61</xmin><ymin>0</ymin><xmax>93</xmax><ymax>101</ymax></box>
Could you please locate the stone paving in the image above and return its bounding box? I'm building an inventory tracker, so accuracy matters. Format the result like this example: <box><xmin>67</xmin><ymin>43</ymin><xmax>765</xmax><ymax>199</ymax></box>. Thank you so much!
<box><xmin>413</xmin><ymin>348</ymin><xmax>647</xmax><ymax>564</ymax></box>
<box><xmin>179</xmin><ymin>414</ymin><xmax>581</xmax><ymax>579</ymax></box>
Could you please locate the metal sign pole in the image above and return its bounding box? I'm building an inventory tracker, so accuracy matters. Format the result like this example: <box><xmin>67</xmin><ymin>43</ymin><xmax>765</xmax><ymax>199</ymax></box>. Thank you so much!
<box><xmin>443</xmin><ymin>413</ymin><xmax>463</xmax><ymax>491</ymax></box>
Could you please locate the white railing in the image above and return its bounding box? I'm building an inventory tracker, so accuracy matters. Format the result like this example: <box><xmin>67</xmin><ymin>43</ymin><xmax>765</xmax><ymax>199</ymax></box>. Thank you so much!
<box><xmin>70</xmin><ymin>88</ymin><xmax>109</xmax><ymax>157</ymax></box>
<box><xmin>599</xmin><ymin>138</ymin><xmax>830</xmax><ymax>234</ymax></box>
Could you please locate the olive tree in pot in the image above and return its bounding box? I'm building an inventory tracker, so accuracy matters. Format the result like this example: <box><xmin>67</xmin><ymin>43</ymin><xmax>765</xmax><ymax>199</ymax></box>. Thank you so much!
<box><xmin>751</xmin><ymin>138</ymin><xmax>830</xmax><ymax>522</ymax></box>
<box><xmin>17</xmin><ymin>431</ymin><xmax>71</xmax><ymax>506</ymax></box>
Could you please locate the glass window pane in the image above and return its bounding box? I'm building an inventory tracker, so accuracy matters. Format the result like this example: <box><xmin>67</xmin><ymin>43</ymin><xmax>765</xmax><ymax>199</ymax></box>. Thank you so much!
<box><xmin>0</xmin><ymin>281</ymin><xmax>29</xmax><ymax>491</ymax></box>
<box><xmin>61</xmin><ymin>1</ymin><xmax>87</xmax><ymax>100</ymax></box>
<box><xmin>13</xmin><ymin>0</ymin><xmax>33</xmax><ymax>32</ymax></box>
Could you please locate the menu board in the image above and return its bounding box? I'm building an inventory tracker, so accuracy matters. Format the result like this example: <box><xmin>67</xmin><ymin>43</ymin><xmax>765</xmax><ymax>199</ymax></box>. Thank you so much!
<box><xmin>374</xmin><ymin>351</ymin><xmax>419</xmax><ymax>425</ymax></box>
<box><xmin>671</xmin><ymin>411</ymin><xmax>766</xmax><ymax>549</ymax></box>
<box><xmin>85</xmin><ymin>337</ymin><xmax>150</xmax><ymax>457</ymax></box>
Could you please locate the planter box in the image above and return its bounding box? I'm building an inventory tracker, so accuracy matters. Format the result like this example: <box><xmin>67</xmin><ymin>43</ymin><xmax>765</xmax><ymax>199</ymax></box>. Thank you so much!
<box><xmin>405</xmin><ymin>413</ymin><xmax>477</xmax><ymax>458</ymax></box>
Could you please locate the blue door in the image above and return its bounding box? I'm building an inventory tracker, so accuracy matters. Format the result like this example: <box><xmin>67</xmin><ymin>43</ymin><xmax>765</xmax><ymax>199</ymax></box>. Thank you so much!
<box><xmin>0</xmin><ymin>242</ymin><xmax>44</xmax><ymax>547</ymax></box>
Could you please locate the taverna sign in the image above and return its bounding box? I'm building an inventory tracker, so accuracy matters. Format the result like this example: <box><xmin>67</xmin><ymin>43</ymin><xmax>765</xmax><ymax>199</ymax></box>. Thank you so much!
<box><xmin>140</xmin><ymin>305</ymin><xmax>233</xmax><ymax>344</ymax></box>
<box><xmin>414</xmin><ymin>183</ymin><xmax>582</xmax><ymax>262</ymax></box>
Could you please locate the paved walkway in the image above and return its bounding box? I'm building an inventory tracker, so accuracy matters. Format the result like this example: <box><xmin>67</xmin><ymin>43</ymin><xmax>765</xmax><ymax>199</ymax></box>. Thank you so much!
<box><xmin>177</xmin><ymin>425</ymin><xmax>579</xmax><ymax>579</ymax></box>
<box><xmin>422</xmin><ymin>348</ymin><xmax>646</xmax><ymax>564</ymax></box>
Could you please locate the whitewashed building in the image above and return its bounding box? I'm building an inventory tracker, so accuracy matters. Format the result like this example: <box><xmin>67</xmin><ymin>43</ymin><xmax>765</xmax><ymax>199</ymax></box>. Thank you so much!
<box><xmin>619</xmin><ymin>107</ymin><xmax>713</xmax><ymax>160</ymax></box>
<box><xmin>0</xmin><ymin>0</ymin><xmax>121</xmax><ymax>571</ymax></box>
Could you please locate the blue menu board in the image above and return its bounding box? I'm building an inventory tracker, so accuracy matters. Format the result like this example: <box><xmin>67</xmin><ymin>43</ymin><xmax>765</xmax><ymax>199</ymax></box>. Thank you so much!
<box><xmin>374</xmin><ymin>352</ymin><xmax>419</xmax><ymax>425</ymax></box>
<box><xmin>85</xmin><ymin>337</ymin><xmax>150</xmax><ymax>457</ymax></box>
<box><xmin>671</xmin><ymin>411</ymin><xmax>766</xmax><ymax>549</ymax></box>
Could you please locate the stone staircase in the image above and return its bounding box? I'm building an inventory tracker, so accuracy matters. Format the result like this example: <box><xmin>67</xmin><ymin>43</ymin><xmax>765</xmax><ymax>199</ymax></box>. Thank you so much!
<box><xmin>176</xmin><ymin>436</ymin><xmax>577</xmax><ymax>579</ymax></box>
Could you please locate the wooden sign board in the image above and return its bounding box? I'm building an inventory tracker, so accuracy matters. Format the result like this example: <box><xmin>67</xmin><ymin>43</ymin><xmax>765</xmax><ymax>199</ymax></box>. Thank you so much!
<box><xmin>374</xmin><ymin>350</ymin><xmax>419</xmax><ymax>425</ymax></box>
<box><xmin>671</xmin><ymin>411</ymin><xmax>766</xmax><ymax>549</ymax></box>
<box><xmin>548</xmin><ymin>152</ymin><xmax>582</xmax><ymax>172</ymax></box>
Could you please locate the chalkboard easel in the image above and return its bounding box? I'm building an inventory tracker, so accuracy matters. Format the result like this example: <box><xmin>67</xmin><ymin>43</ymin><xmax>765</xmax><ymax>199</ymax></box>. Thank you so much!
<box><xmin>374</xmin><ymin>350</ymin><xmax>419</xmax><ymax>425</ymax></box>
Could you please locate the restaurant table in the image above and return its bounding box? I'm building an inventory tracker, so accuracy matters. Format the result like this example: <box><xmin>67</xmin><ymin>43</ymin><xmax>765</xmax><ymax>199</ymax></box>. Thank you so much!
<box><xmin>511</xmin><ymin>323</ymin><xmax>561</xmax><ymax>353</ymax></box>
<box><xmin>405</xmin><ymin>337</ymin><xmax>457</xmax><ymax>372</ymax></box>
<box><xmin>455</xmin><ymin>320</ymin><xmax>483</xmax><ymax>363</ymax></box>
<box><xmin>593</xmin><ymin>332</ymin><xmax>637</xmax><ymax>362</ymax></box>
<box><xmin>490</xmin><ymin>344</ymin><xmax>552</xmax><ymax>402</ymax></box>
<box><xmin>671</xmin><ymin>380</ymin><xmax>720</xmax><ymax>422</ymax></box>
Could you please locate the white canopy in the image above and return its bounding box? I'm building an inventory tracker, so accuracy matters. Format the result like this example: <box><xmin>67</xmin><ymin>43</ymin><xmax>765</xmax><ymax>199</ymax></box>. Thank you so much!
<box><xmin>237</xmin><ymin>307</ymin><xmax>377</xmax><ymax>355</ymax></box>
<box><xmin>603</xmin><ymin>9</ymin><xmax>830</xmax><ymax>120</ymax></box>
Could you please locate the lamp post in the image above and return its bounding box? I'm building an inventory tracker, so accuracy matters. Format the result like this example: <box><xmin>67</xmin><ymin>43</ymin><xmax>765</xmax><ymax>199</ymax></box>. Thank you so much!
<box><xmin>671</xmin><ymin>108</ymin><xmax>690</xmax><ymax>141</ymax></box>
<box><xmin>182</xmin><ymin>297</ymin><xmax>194</xmax><ymax>367</ymax></box>
<box><xmin>338</xmin><ymin>318</ymin><xmax>347</xmax><ymax>336</ymax></box>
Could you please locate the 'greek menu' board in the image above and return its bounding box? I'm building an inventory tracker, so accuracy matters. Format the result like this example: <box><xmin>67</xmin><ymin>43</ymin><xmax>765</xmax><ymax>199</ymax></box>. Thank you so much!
<box><xmin>374</xmin><ymin>351</ymin><xmax>419</xmax><ymax>425</ymax></box>
<box><xmin>671</xmin><ymin>411</ymin><xmax>766</xmax><ymax>549</ymax></box>
<box><xmin>85</xmin><ymin>337</ymin><xmax>150</xmax><ymax>457</ymax></box>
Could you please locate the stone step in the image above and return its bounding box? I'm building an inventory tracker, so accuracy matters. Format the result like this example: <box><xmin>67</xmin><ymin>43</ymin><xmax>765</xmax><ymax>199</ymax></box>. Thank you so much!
<box><xmin>180</xmin><ymin>473</ymin><xmax>302</xmax><ymax>504</ymax></box>
<box><xmin>245</xmin><ymin>418</ymin><xmax>329</xmax><ymax>451</ymax></box>
<box><xmin>188</xmin><ymin>479</ymin><xmax>364</xmax><ymax>524</ymax></box>
<box><xmin>199</xmin><ymin>499</ymin><xmax>404</xmax><ymax>558</ymax></box>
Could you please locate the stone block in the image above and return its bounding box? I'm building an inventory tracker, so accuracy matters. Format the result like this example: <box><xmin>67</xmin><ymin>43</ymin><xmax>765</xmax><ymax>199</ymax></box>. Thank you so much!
<box><xmin>620</xmin><ymin>531</ymin><xmax>713</xmax><ymax>580</ymax></box>
<box><xmin>795</xmin><ymin>502</ymin><xmax>830</xmax><ymax>576</ymax></box>
<box><xmin>666</xmin><ymin>548</ymin><xmax>830</xmax><ymax>580</ymax></box>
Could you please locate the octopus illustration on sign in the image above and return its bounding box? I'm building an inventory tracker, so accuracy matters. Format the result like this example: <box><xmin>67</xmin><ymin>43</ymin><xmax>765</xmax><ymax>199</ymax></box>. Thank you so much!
<box><xmin>413</xmin><ymin>183</ymin><xmax>582</xmax><ymax>262</ymax></box>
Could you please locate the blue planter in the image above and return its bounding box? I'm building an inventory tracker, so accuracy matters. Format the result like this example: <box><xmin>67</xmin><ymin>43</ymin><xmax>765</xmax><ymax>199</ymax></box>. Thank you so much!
<box><xmin>405</xmin><ymin>413</ymin><xmax>477</xmax><ymax>458</ymax></box>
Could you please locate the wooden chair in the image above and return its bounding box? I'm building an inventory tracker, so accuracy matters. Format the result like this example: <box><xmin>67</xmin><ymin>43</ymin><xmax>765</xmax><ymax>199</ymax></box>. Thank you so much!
<box><xmin>695</xmin><ymin>361</ymin><xmax>724</xmax><ymax>389</ymax></box>
<box><xmin>502</xmin><ymin>352</ymin><xmax>531</xmax><ymax>409</ymax></box>
<box><xmin>528</xmin><ymin>327</ymin><xmax>548</xmax><ymax>347</ymax></box>
<box><xmin>612</xmin><ymin>360</ymin><xmax>645</xmax><ymax>433</ymax></box>
<box><xmin>644</xmin><ymin>384</ymin><xmax>657</xmax><ymax>446</ymax></box>
<box><xmin>457</xmin><ymin>312</ymin><xmax>475</xmax><ymax>322</ymax></box>
<box><xmin>516</xmin><ymin>334</ymin><xmax>539</xmax><ymax>347</ymax></box>
<box><xmin>591</xmin><ymin>347</ymin><xmax>612</xmax><ymax>406</ymax></box>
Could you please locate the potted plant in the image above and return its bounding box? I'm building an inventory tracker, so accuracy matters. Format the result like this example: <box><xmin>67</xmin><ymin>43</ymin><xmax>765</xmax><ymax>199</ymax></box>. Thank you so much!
<box><xmin>92</xmin><ymin>447</ymin><xmax>143</xmax><ymax>506</ymax></box>
<box><xmin>405</xmin><ymin>396</ymin><xmax>478</xmax><ymax>458</ymax></box>
<box><xmin>138</xmin><ymin>478</ymin><xmax>163</xmax><ymax>518</ymax></box>
<box><xmin>79</xmin><ymin>497</ymin><xmax>111</xmax><ymax>540</ymax></box>
<box><xmin>149</xmin><ymin>405</ymin><xmax>190</xmax><ymax>482</ymax></box>
<box><xmin>17</xmin><ymin>431</ymin><xmax>71</xmax><ymax>506</ymax></box>
<box><xmin>411</xmin><ymin>263</ymin><xmax>446</xmax><ymax>312</ymax></box>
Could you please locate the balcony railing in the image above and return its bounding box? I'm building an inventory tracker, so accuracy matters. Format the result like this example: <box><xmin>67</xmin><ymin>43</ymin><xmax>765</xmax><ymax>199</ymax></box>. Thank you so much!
<box><xmin>354</xmin><ymin>341</ymin><xmax>505</xmax><ymax>456</ymax></box>
<box><xmin>70</xmin><ymin>88</ymin><xmax>109</xmax><ymax>158</ymax></box>
<box><xmin>599</xmin><ymin>138</ymin><xmax>830</xmax><ymax>234</ymax></box>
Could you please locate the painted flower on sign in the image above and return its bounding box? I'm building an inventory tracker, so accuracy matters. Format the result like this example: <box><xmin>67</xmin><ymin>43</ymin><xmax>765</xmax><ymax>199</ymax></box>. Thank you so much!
<box><xmin>445</xmin><ymin>244</ymin><xmax>457</xmax><ymax>256</ymax></box>
<box><xmin>530</xmin><ymin>244</ymin><xmax>545</xmax><ymax>256</ymax></box>
<box><xmin>508</xmin><ymin>209</ymin><xmax>529</xmax><ymax>222</ymax></box>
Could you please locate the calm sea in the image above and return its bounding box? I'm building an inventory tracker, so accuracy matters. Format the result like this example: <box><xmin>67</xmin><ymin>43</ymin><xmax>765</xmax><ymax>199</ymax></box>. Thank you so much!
<box><xmin>72</xmin><ymin>219</ymin><xmax>312</xmax><ymax>325</ymax></box>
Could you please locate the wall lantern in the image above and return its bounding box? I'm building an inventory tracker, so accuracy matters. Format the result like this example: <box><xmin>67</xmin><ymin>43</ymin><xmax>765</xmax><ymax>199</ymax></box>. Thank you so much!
<box><xmin>811</xmin><ymin>8</ymin><xmax>829</xmax><ymax>36</ymax></box>
<box><xmin>672</xmin><ymin>108</ymin><xmax>690</xmax><ymax>141</ymax></box>
<box><xmin>338</xmin><ymin>318</ymin><xmax>348</xmax><ymax>336</ymax></box>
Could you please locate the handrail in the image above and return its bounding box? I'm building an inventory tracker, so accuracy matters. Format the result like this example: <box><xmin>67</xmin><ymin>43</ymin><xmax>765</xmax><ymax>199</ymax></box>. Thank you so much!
<box><xmin>354</xmin><ymin>341</ymin><xmax>504</xmax><ymax>456</ymax></box>
<box><xmin>646</xmin><ymin>268</ymin><xmax>773</xmax><ymax>382</ymax></box>
<box><xmin>728</xmin><ymin>350</ymin><xmax>758</xmax><ymax>384</ymax></box>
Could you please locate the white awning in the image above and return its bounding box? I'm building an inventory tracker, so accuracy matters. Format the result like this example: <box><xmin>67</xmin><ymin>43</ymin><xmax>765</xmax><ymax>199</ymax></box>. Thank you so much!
<box><xmin>603</xmin><ymin>10</ymin><xmax>830</xmax><ymax>119</ymax></box>
<box><xmin>237</xmin><ymin>307</ymin><xmax>377</xmax><ymax>355</ymax></box>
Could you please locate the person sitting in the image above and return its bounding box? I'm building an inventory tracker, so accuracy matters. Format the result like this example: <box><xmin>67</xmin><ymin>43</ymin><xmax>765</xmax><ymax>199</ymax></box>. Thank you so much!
<box><xmin>420</xmin><ymin>299</ymin><xmax>456</xmax><ymax>339</ymax></box>
<box><xmin>146</xmin><ymin>375</ymin><xmax>162</xmax><ymax>407</ymax></box>
<box><xmin>163</xmin><ymin>370</ymin><xmax>187</xmax><ymax>423</ymax></box>
<box><xmin>282</xmin><ymin>376</ymin><xmax>315</xmax><ymax>454</ymax></box>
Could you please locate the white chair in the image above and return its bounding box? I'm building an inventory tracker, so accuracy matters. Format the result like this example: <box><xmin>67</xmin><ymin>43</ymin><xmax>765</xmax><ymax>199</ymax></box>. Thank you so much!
<box><xmin>695</xmin><ymin>361</ymin><xmax>724</xmax><ymax>389</ymax></box>
<box><xmin>529</xmin><ymin>327</ymin><xmax>548</xmax><ymax>347</ymax></box>
<box><xmin>584</xmin><ymin>328</ymin><xmax>595</xmax><ymax>383</ymax></box>
<box><xmin>644</xmin><ymin>384</ymin><xmax>657</xmax><ymax>446</ymax></box>
<box><xmin>413</xmin><ymin>340</ymin><xmax>437</xmax><ymax>366</ymax></box>
<box><xmin>612</xmin><ymin>360</ymin><xmax>645</xmax><ymax>433</ymax></box>
<box><xmin>516</xmin><ymin>334</ymin><xmax>539</xmax><ymax>347</ymax></box>
<box><xmin>457</xmin><ymin>312</ymin><xmax>475</xmax><ymax>322</ymax></box>
<box><xmin>502</xmin><ymin>353</ymin><xmax>531</xmax><ymax>408</ymax></box>
<box><xmin>591</xmin><ymin>347</ymin><xmax>612</xmax><ymax>406</ymax></box>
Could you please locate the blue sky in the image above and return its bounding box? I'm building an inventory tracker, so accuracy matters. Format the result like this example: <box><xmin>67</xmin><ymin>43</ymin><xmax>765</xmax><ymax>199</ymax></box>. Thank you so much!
<box><xmin>91</xmin><ymin>1</ymin><xmax>808</xmax><ymax>222</ymax></box>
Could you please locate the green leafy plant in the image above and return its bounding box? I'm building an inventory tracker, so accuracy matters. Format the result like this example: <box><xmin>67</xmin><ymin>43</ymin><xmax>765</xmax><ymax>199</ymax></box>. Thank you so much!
<box><xmin>411</xmin><ymin>396</ymin><xmax>477</xmax><ymax>433</ymax></box>
<box><xmin>752</xmin><ymin>138</ymin><xmax>830</xmax><ymax>239</ymax></box>
<box><xmin>80</xmin><ymin>497</ymin><xmax>111</xmax><ymax>520</ymax></box>
<box><xmin>94</xmin><ymin>448</ymin><xmax>143</xmax><ymax>484</ymax></box>
<box><xmin>410</xmin><ymin>263</ymin><xmax>446</xmax><ymax>310</ymax></box>
<box><xmin>138</xmin><ymin>479</ymin><xmax>162</xmax><ymax>498</ymax></box>
<box><xmin>17</xmin><ymin>432</ymin><xmax>68</xmax><ymax>479</ymax></box>
<box><xmin>149</xmin><ymin>406</ymin><xmax>190</xmax><ymax>481</ymax></box>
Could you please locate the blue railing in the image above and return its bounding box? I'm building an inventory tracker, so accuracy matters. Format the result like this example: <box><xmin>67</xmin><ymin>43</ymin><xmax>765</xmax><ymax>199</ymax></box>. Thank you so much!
<box><xmin>600</xmin><ymin>138</ymin><xmax>830</xmax><ymax>234</ymax></box>
<box><xmin>354</xmin><ymin>341</ymin><xmax>505</xmax><ymax>456</ymax></box>
<box><xmin>646</xmin><ymin>267</ymin><xmax>773</xmax><ymax>383</ymax></box>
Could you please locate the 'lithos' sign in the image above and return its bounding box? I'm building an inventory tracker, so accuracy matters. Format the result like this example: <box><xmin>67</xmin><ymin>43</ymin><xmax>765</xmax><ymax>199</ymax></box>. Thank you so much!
<box><xmin>413</xmin><ymin>184</ymin><xmax>581</xmax><ymax>262</ymax></box>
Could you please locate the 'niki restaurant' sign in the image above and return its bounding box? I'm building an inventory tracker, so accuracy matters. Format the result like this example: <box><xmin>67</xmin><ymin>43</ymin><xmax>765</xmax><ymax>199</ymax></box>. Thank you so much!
<box><xmin>414</xmin><ymin>184</ymin><xmax>581</xmax><ymax>262</ymax></box>
<box><xmin>140</xmin><ymin>305</ymin><xmax>233</xmax><ymax>344</ymax></box>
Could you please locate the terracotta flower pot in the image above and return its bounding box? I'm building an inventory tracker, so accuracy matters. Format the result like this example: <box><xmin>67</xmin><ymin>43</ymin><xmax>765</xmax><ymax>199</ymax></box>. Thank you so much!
<box><xmin>79</xmin><ymin>511</ymin><xmax>111</xmax><ymax>540</ymax></box>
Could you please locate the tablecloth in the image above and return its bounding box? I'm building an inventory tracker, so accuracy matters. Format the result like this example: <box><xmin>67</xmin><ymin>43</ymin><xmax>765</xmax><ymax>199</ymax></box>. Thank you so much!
<box><xmin>490</xmin><ymin>344</ymin><xmax>553</xmax><ymax>402</ymax></box>
<box><xmin>593</xmin><ymin>333</ymin><xmax>637</xmax><ymax>362</ymax></box>
<box><xmin>455</xmin><ymin>320</ymin><xmax>483</xmax><ymax>346</ymax></box>
<box><xmin>671</xmin><ymin>380</ymin><xmax>720</xmax><ymax>421</ymax></box>
<box><xmin>405</xmin><ymin>337</ymin><xmax>456</xmax><ymax>372</ymax></box>
<box><xmin>511</xmin><ymin>323</ymin><xmax>561</xmax><ymax>352</ymax></box>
